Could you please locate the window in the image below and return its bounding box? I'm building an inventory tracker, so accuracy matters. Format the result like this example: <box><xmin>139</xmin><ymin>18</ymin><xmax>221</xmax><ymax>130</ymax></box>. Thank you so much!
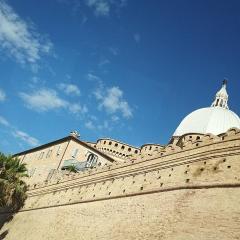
<box><xmin>39</xmin><ymin>151</ymin><xmax>44</xmax><ymax>159</ymax></box>
<box><xmin>121</xmin><ymin>145</ymin><xmax>125</xmax><ymax>150</ymax></box>
<box><xmin>115</xmin><ymin>143</ymin><xmax>118</xmax><ymax>147</ymax></box>
<box><xmin>196</xmin><ymin>136</ymin><xmax>200</xmax><ymax>140</ymax></box>
<box><xmin>86</xmin><ymin>153</ymin><xmax>98</xmax><ymax>167</ymax></box>
<box><xmin>56</xmin><ymin>145</ymin><xmax>61</xmax><ymax>156</ymax></box>
<box><xmin>135</xmin><ymin>150</ymin><xmax>138</xmax><ymax>154</ymax></box>
<box><xmin>128</xmin><ymin>148</ymin><xmax>131</xmax><ymax>152</ymax></box>
<box><xmin>104</xmin><ymin>141</ymin><xmax>106</xmax><ymax>144</ymax></box>
<box><xmin>149</xmin><ymin>146</ymin><xmax>152</xmax><ymax>150</ymax></box>
<box><xmin>46</xmin><ymin>149</ymin><xmax>52</xmax><ymax>158</ymax></box>
<box><xmin>109</xmin><ymin>141</ymin><xmax>112</xmax><ymax>145</ymax></box>
<box><xmin>72</xmin><ymin>149</ymin><xmax>78</xmax><ymax>158</ymax></box>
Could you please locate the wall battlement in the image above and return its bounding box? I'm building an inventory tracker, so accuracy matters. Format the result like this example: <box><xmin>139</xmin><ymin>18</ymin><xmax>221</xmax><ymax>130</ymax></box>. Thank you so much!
<box><xmin>19</xmin><ymin>128</ymin><xmax>240</xmax><ymax>211</ymax></box>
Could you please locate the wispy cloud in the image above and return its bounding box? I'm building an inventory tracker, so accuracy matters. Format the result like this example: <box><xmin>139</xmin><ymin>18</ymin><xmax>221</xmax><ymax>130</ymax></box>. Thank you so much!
<box><xmin>0</xmin><ymin>115</ymin><xmax>9</xmax><ymax>126</ymax></box>
<box><xmin>109</xmin><ymin>47</ymin><xmax>119</xmax><ymax>56</ymax></box>
<box><xmin>85</xmin><ymin>0</ymin><xmax>110</xmax><ymax>16</ymax></box>
<box><xmin>98</xmin><ymin>57</ymin><xmax>110</xmax><ymax>68</ymax></box>
<box><xmin>85</xmin><ymin>120</ymin><xmax>95</xmax><ymax>130</ymax></box>
<box><xmin>0</xmin><ymin>1</ymin><xmax>52</xmax><ymax>65</ymax></box>
<box><xmin>0</xmin><ymin>114</ymin><xmax>39</xmax><ymax>147</ymax></box>
<box><xmin>87</xmin><ymin>73</ymin><xmax>101</xmax><ymax>82</ymax></box>
<box><xmin>85</xmin><ymin>119</ymin><xmax>111</xmax><ymax>131</ymax></box>
<box><xmin>19</xmin><ymin>89</ymin><xmax>67</xmax><ymax>112</ymax></box>
<box><xmin>133</xmin><ymin>33</ymin><xmax>141</xmax><ymax>43</ymax></box>
<box><xmin>19</xmin><ymin>88</ymin><xmax>87</xmax><ymax>115</ymax></box>
<box><xmin>85</xmin><ymin>0</ymin><xmax>127</xmax><ymax>17</ymax></box>
<box><xmin>0</xmin><ymin>88</ymin><xmax>6</xmax><ymax>102</ymax></box>
<box><xmin>58</xmin><ymin>83</ymin><xmax>81</xmax><ymax>96</ymax></box>
<box><xmin>12</xmin><ymin>130</ymin><xmax>39</xmax><ymax>147</ymax></box>
<box><xmin>69</xmin><ymin>103</ymin><xmax>88</xmax><ymax>114</ymax></box>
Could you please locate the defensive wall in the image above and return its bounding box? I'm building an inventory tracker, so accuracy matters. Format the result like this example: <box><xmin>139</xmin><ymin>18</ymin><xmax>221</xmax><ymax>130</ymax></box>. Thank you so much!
<box><xmin>95</xmin><ymin>138</ymin><xmax>140</xmax><ymax>161</ymax></box>
<box><xmin>1</xmin><ymin>128</ymin><xmax>240</xmax><ymax>239</ymax></box>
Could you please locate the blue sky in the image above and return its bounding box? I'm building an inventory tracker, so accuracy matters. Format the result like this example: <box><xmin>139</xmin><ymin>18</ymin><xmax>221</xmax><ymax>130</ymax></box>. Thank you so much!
<box><xmin>0</xmin><ymin>0</ymin><xmax>240</xmax><ymax>154</ymax></box>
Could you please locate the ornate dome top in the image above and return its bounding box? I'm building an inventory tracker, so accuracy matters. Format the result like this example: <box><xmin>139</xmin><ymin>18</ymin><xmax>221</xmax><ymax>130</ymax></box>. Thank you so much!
<box><xmin>173</xmin><ymin>81</ymin><xmax>240</xmax><ymax>136</ymax></box>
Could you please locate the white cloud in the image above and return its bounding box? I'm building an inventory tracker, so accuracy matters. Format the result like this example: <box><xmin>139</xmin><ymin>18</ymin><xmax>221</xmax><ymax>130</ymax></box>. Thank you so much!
<box><xmin>87</xmin><ymin>73</ymin><xmax>101</xmax><ymax>82</ymax></box>
<box><xmin>12</xmin><ymin>130</ymin><xmax>39</xmax><ymax>147</ymax></box>
<box><xmin>98</xmin><ymin>58</ymin><xmax>110</xmax><ymax>67</ymax></box>
<box><xmin>95</xmin><ymin>85</ymin><xmax>133</xmax><ymax>118</ymax></box>
<box><xmin>133</xmin><ymin>33</ymin><xmax>141</xmax><ymax>43</ymax></box>
<box><xmin>85</xmin><ymin>120</ymin><xmax>95</xmax><ymax>130</ymax></box>
<box><xmin>19</xmin><ymin>88</ymin><xmax>87</xmax><ymax>115</ymax></box>
<box><xmin>89</xmin><ymin>73</ymin><xmax>133</xmax><ymax>119</ymax></box>
<box><xmin>0</xmin><ymin>115</ymin><xmax>9</xmax><ymax>126</ymax></box>
<box><xmin>85</xmin><ymin>119</ymin><xmax>111</xmax><ymax>131</ymax></box>
<box><xmin>0</xmin><ymin>88</ymin><xmax>6</xmax><ymax>102</ymax></box>
<box><xmin>69</xmin><ymin>103</ymin><xmax>88</xmax><ymax>114</ymax></box>
<box><xmin>85</xmin><ymin>0</ymin><xmax>110</xmax><ymax>16</ymax></box>
<box><xmin>58</xmin><ymin>83</ymin><xmax>81</xmax><ymax>96</ymax></box>
<box><xmin>0</xmin><ymin>1</ymin><xmax>52</xmax><ymax>64</ymax></box>
<box><xmin>109</xmin><ymin>47</ymin><xmax>119</xmax><ymax>56</ymax></box>
<box><xmin>85</xmin><ymin>0</ymin><xmax>127</xmax><ymax>17</ymax></box>
<box><xmin>19</xmin><ymin>89</ymin><xmax>67</xmax><ymax>112</ymax></box>
<box><xmin>0</xmin><ymin>114</ymin><xmax>39</xmax><ymax>147</ymax></box>
<box><xmin>111</xmin><ymin>115</ymin><xmax>119</xmax><ymax>122</ymax></box>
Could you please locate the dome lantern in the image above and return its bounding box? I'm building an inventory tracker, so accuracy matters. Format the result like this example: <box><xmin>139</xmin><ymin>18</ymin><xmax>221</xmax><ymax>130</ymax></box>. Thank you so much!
<box><xmin>211</xmin><ymin>79</ymin><xmax>229</xmax><ymax>109</ymax></box>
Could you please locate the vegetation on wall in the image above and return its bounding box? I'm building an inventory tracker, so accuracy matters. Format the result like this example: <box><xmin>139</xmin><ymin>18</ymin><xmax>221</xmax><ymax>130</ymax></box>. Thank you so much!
<box><xmin>0</xmin><ymin>153</ymin><xmax>28</xmax><ymax>211</ymax></box>
<box><xmin>63</xmin><ymin>165</ymin><xmax>78</xmax><ymax>173</ymax></box>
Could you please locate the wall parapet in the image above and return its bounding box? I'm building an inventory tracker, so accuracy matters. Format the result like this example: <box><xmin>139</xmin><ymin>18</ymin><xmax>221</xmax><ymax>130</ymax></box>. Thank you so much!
<box><xmin>17</xmin><ymin>131</ymin><xmax>240</xmax><ymax>212</ymax></box>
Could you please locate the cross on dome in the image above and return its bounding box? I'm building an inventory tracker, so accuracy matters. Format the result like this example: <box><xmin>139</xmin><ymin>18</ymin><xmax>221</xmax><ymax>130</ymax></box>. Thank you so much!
<box><xmin>211</xmin><ymin>79</ymin><xmax>229</xmax><ymax>109</ymax></box>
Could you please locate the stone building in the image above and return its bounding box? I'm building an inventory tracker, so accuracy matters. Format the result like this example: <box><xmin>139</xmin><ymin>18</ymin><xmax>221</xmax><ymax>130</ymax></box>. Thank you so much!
<box><xmin>1</xmin><ymin>80</ymin><xmax>240</xmax><ymax>240</ymax></box>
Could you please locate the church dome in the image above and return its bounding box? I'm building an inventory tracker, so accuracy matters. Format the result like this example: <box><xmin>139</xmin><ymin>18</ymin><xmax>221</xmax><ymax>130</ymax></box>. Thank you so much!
<box><xmin>173</xmin><ymin>80</ymin><xmax>240</xmax><ymax>136</ymax></box>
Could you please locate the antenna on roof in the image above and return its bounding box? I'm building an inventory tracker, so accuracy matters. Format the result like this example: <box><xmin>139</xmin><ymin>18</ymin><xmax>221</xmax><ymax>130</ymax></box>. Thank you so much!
<box><xmin>70</xmin><ymin>131</ymin><xmax>80</xmax><ymax>139</ymax></box>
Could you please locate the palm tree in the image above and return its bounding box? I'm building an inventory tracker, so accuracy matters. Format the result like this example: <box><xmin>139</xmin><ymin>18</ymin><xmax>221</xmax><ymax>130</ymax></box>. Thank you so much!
<box><xmin>0</xmin><ymin>153</ymin><xmax>28</xmax><ymax>211</ymax></box>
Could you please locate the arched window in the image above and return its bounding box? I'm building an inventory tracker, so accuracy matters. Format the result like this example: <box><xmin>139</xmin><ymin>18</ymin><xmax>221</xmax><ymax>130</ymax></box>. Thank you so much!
<box><xmin>86</xmin><ymin>153</ymin><xmax>98</xmax><ymax>168</ymax></box>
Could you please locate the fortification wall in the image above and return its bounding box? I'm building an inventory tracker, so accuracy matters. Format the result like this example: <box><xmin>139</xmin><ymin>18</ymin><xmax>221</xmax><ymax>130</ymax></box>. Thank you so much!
<box><xmin>1</xmin><ymin>129</ymin><xmax>240</xmax><ymax>239</ymax></box>
<box><xmin>1</xmin><ymin>187</ymin><xmax>240</xmax><ymax>240</ymax></box>
<box><xmin>96</xmin><ymin>138</ymin><xmax>140</xmax><ymax>161</ymax></box>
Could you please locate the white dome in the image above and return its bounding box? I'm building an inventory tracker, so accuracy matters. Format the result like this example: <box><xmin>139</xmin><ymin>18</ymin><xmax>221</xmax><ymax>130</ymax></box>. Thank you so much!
<box><xmin>174</xmin><ymin>107</ymin><xmax>240</xmax><ymax>136</ymax></box>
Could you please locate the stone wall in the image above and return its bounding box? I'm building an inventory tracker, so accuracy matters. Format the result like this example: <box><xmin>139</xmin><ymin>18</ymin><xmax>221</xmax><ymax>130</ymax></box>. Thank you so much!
<box><xmin>1</xmin><ymin>188</ymin><xmax>239</xmax><ymax>240</ymax></box>
<box><xmin>1</xmin><ymin>128</ymin><xmax>240</xmax><ymax>239</ymax></box>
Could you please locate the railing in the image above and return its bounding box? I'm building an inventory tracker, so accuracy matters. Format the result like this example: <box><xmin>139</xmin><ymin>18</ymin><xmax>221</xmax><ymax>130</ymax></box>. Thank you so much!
<box><xmin>61</xmin><ymin>159</ymin><xmax>97</xmax><ymax>171</ymax></box>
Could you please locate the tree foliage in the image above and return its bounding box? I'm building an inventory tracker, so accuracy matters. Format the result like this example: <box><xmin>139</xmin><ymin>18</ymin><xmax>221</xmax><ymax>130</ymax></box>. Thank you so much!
<box><xmin>64</xmin><ymin>165</ymin><xmax>78</xmax><ymax>173</ymax></box>
<box><xmin>0</xmin><ymin>153</ymin><xmax>28</xmax><ymax>211</ymax></box>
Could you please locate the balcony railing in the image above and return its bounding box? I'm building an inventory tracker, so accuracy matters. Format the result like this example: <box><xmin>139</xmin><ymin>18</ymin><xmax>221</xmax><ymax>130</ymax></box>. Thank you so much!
<box><xmin>61</xmin><ymin>159</ymin><xmax>96</xmax><ymax>171</ymax></box>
